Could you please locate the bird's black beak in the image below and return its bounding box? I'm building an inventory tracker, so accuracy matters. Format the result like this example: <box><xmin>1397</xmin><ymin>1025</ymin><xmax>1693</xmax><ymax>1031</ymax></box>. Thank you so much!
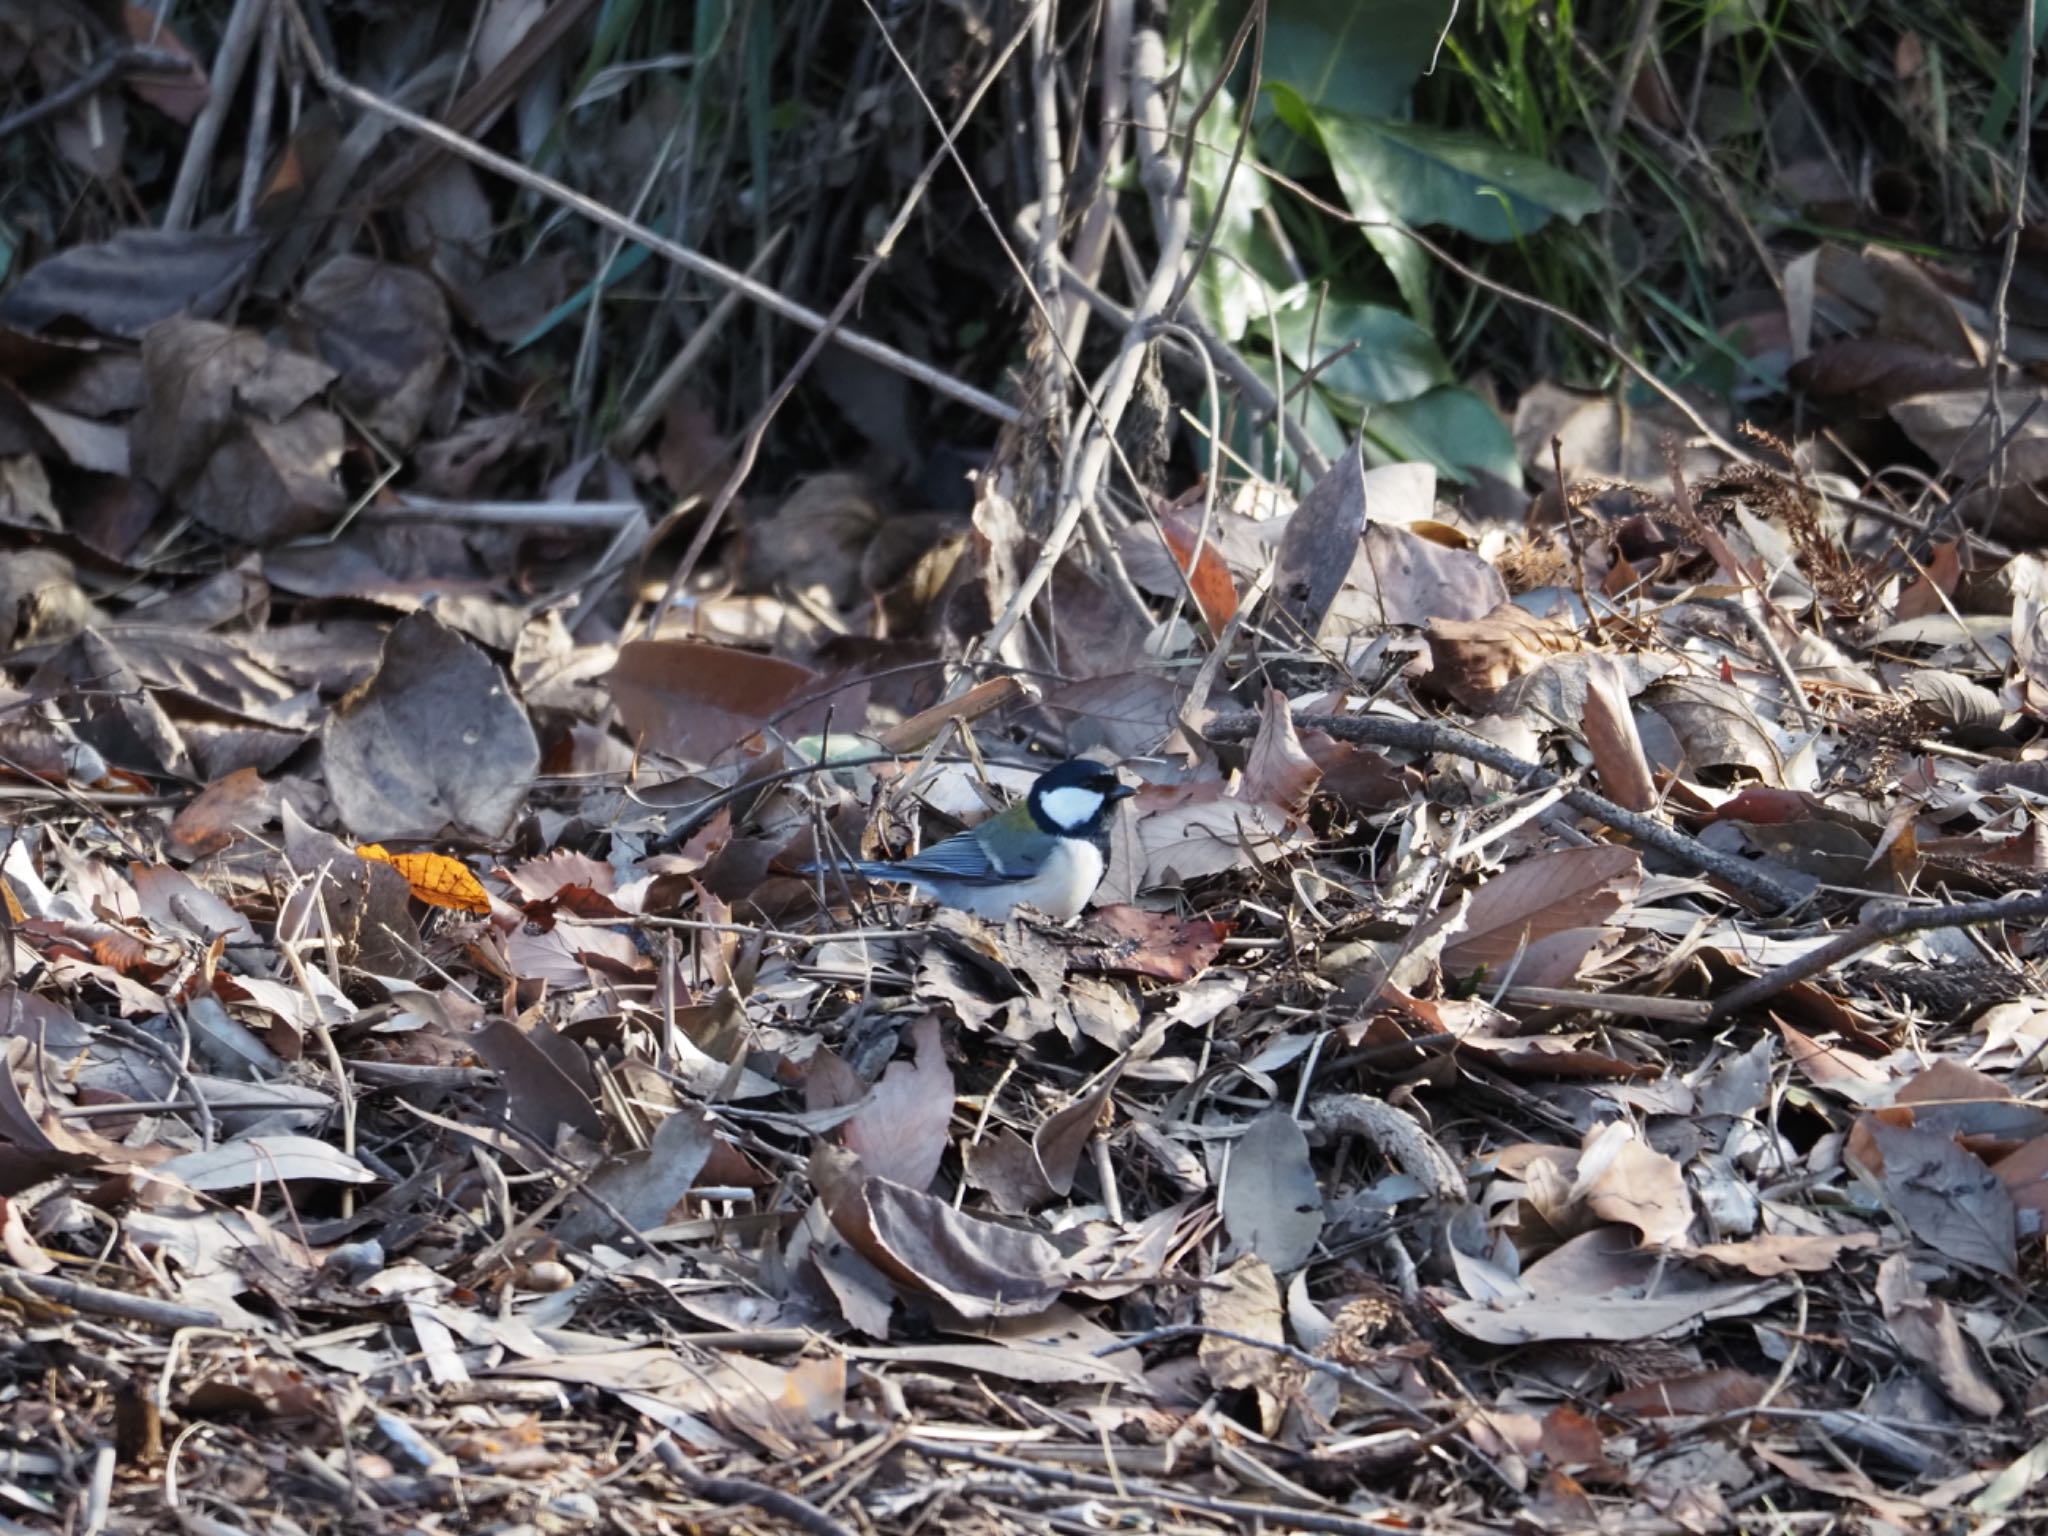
<box><xmin>1109</xmin><ymin>783</ymin><xmax>1136</xmax><ymax>802</ymax></box>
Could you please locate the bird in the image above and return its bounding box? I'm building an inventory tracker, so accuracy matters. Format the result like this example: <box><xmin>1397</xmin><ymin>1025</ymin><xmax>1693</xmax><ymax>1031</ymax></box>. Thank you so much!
<box><xmin>803</xmin><ymin>758</ymin><xmax>1135</xmax><ymax>921</ymax></box>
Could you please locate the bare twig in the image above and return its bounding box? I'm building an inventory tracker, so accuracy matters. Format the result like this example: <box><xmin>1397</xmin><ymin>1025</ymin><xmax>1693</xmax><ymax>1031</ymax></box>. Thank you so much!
<box><xmin>641</xmin><ymin>6</ymin><xmax>1037</xmax><ymax>634</ymax></box>
<box><xmin>1165</xmin><ymin>0</ymin><xmax>1262</xmax><ymax>321</ymax></box>
<box><xmin>1205</xmin><ymin>711</ymin><xmax>1806</xmax><ymax>910</ymax></box>
<box><xmin>0</xmin><ymin>46</ymin><xmax>194</xmax><ymax>142</ymax></box>
<box><xmin>1054</xmin><ymin>250</ymin><xmax>1331</xmax><ymax>476</ymax></box>
<box><xmin>164</xmin><ymin>0</ymin><xmax>271</xmax><ymax>231</ymax></box>
<box><xmin>978</xmin><ymin>29</ymin><xmax>1191</xmax><ymax>664</ymax></box>
<box><xmin>654</xmin><ymin>1438</ymin><xmax>857</xmax><ymax>1536</ymax></box>
<box><xmin>1057</xmin><ymin>0</ymin><xmax>1134</xmax><ymax>361</ymax></box>
<box><xmin>1709</xmin><ymin>888</ymin><xmax>2048</xmax><ymax>1018</ymax></box>
<box><xmin>233</xmin><ymin>0</ymin><xmax>284</xmax><ymax>232</ymax></box>
<box><xmin>610</xmin><ymin>229</ymin><xmax>790</xmax><ymax>453</ymax></box>
<box><xmin>901</xmin><ymin>1438</ymin><xmax>1465</xmax><ymax>1535</ymax></box>
<box><xmin>0</xmin><ymin>1268</ymin><xmax>222</xmax><ymax>1331</ymax></box>
<box><xmin>1986</xmin><ymin>0</ymin><xmax>2038</xmax><ymax>519</ymax></box>
<box><xmin>275</xmin><ymin>0</ymin><xmax>1015</xmax><ymax>424</ymax></box>
<box><xmin>1026</xmin><ymin>0</ymin><xmax>1068</xmax><ymax>356</ymax></box>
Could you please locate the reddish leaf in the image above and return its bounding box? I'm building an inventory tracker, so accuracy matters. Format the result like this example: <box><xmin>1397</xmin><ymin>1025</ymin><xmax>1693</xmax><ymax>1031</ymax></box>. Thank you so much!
<box><xmin>1072</xmin><ymin>906</ymin><xmax>1232</xmax><ymax>982</ymax></box>
<box><xmin>1157</xmin><ymin>515</ymin><xmax>1238</xmax><ymax>631</ymax></box>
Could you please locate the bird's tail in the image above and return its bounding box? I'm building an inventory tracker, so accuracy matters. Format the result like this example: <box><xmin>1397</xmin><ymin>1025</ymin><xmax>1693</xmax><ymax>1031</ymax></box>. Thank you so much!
<box><xmin>796</xmin><ymin>859</ymin><xmax>894</xmax><ymax>881</ymax></box>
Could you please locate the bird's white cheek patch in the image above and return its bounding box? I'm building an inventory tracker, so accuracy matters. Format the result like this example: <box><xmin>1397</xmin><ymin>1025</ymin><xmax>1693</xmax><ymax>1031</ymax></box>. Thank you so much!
<box><xmin>1038</xmin><ymin>785</ymin><xmax>1107</xmax><ymax>830</ymax></box>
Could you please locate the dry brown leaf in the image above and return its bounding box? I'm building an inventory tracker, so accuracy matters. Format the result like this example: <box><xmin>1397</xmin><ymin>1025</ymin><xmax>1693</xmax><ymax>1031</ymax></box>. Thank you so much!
<box><xmin>609</xmin><ymin>638</ymin><xmax>857</xmax><ymax>766</ymax></box>
<box><xmin>1426</xmin><ymin>603</ymin><xmax>1580</xmax><ymax>708</ymax></box>
<box><xmin>1874</xmin><ymin>1252</ymin><xmax>2004</xmax><ymax>1417</ymax></box>
<box><xmin>816</xmin><ymin>1146</ymin><xmax>1068</xmax><ymax>1321</ymax></box>
<box><xmin>1240</xmin><ymin>687</ymin><xmax>1321</xmax><ymax>816</ymax></box>
<box><xmin>1157</xmin><ymin>509</ymin><xmax>1239</xmax><ymax>632</ymax></box>
<box><xmin>1572</xmin><ymin>1120</ymin><xmax>1694</xmax><ymax>1246</ymax></box>
<box><xmin>1686</xmin><ymin>1231</ymin><xmax>1878</xmax><ymax>1276</ymax></box>
<box><xmin>1439</xmin><ymin>844</ymin><xmax>1641</xmax><ymax>978</ymax></box>
<box><xmin>1580</xmin><ymin>653</ymin><xmax>1655</xmax><ymax>812</ymax></box>
<box><xmin>323</xmin><ymin>611</ymin><xmax>539</xmax><ymax>842</ymax></box>
<box><xmin>1219</xmin><ymin>1108</ymin><xmax>1325</xmax><ymax>1272</ymax></box>
<box><xmin>1269</xmin><ymin>443</ymin><xmax>1366</xmax><ymax>640</ymax></box>
<box><xmin>0</xmin><ymin>232</ymin><xmax>263</xmax><ymax>340</ymax></box>
<box><xmin>1198</xmin><ymin>1252</ymin><xmax>1286</xmax><ymax>1392</ymax></box>
<box><xmin>1641</xmin><ymin>675</ymin><xmax>1785</xmax><ymax>783</ymax></box>
<box><xmin>1332</xmin><ymin>522</ymin><xmax>1508</xmax><ymax>634</ymax></box>
<box><xmin>1128</xmin><ymin>783</ymin><xmax>1300</xmax><ymax>892</ymax></box>
<box><xmin>557</xmin><ymin>1109</ymin><xmax>715</xmax><ymax>1248</ymax></box>
<box><xmin>1070</xmin><ymin>906</ymin><xmax>1232</xmax><ymax>982</ymax></box>
<box><xmin>1867</xmin><ymin>1121</ymin><xmax>2016</xmax><ymax>1278</ymax></box>
<box><xmin>168</xmin><ymin>766</ymin><xmax>273</xmax><ymax>860</ymax></box>
<box><xmin>840</xmin><ymin>1015</ymin><xmax>954</xmax><ymax>1194</ymax></box>
<box><xmin>1608</xmin><ymin>1367</ymin><xmax>1786</xmax><ymax>1417</ymax></box>
<box><xmin>355</xmin><ymin>846</ymin><xmax>491</xmax><ymax>914</ymax></box>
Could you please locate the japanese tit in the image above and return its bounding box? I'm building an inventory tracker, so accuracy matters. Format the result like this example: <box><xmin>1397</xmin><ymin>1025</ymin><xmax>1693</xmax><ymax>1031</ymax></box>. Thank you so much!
<box><xmin>805</xmin><ymin>758</ymin><xmax>1135</xmax><ymax>921</ymax></box>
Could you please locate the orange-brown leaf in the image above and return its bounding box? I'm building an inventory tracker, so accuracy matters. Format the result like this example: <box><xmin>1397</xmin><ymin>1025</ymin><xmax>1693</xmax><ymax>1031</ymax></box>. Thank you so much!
<box><xmin>170</xmin><ymin>767</ymin><xmax>271</xmax><ymax>860</ymax></box>
<box><xmin>357</xmin><ymin>845</ymin><xmax>491</xmax><ymax>914</ymax></box>
<box><xmin>1158</xmin><ymin>518</ymin><xmax>1239</xmax><ymax>631</ymax></box>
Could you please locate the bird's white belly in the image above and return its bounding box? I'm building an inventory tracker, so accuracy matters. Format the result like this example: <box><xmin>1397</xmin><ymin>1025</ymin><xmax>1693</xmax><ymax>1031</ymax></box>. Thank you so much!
<box><xmin>950</xmin><ymin>839</ymin><xmax>1104</xmax><ymax>920</ymax></box>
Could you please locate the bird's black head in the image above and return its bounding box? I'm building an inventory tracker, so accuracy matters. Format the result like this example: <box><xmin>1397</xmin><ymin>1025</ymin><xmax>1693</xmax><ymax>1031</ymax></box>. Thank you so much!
<box><xmin>1028</xmin><ymin>758</ymin><xmax>1135</xmax><ymax>834</ymax></box>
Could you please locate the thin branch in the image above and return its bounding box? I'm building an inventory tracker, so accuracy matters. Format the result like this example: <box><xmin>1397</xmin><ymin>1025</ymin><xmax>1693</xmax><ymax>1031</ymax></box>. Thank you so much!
<box><xmin>1986</xmin><ymin>0</ymin><xmax>2038</xmax><ymax>519</ymax></box>
<box><xmin>0</xmin><ymin>1268</ymin><xmax>222</xmax><ymax>1331</ymax></box>
<box><xmin>164</xmin><ymin>0</ymin><xmax>271</xmax><ymax>231</ymax></box>
<box><xmin>654</xmin><ymin>1438</ymin><xmax>856</xmax><ymax>1536</ymax></box>
<box><xmin>978</xmin><ymin>29</ymin><xmax>1192</xmax><ymax>664</ymax></box>
<box><xmin>641</xmin><ymin>6</ymin><xmax>1039</xmax><ymax>634</ymax></box>
<box><xmin>1709</xmin><ymin>888</ymin><xmax>2048</xmax><ymax>1018</ymax></box>
<box><xmin>900</xmin><ymin>1438</ymin><xmax>1453</xmax><ymax>1536</ymax></box>
<box><xmin>1205</xmin><ymin>711</ymin><xmax>1807</xmax><ymax>911</ymax></box>
<box><xmin>233</xmin><ymin>0</ymin><xmax>283</xmax><ymax>232</ymax></box>
<box><xmin>610</xmin><ymin>229</ymin><xmax>790</xmax><ymax>453</ymax></box>
<box><xmin>1165</xmin><ymin>0</ymin><xmax>1262</xmax><ymax>321</ymax></box>
<box><xmin>0</xmin><ymin>46</ymin><xmax>194</xmax><ymax>142</ymax></box>
<box><xmin>1057</xmin><ymin>0</ymin><xmax>1134</xmax><ymax>361</ymax></box>
<box><xmin>275</xmin><ymin>0</ymin><xmax>1016</xmax><ymax>425</ymax></box>
<box><xmin>1055</xmin><ymin>251</ymin><xmax>1331</xmax><ymax>476</ymax></box>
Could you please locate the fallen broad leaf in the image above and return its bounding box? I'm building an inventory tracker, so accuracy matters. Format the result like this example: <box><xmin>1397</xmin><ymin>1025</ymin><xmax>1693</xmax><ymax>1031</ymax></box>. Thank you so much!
<box><xmin>323</xmin><ymin>611</ymin><xmax>540</xmax><ymax>842</ymax></box>
<box><xmin>1220</xmin><ymin>1108</ymin><xmax>1325</xmax><ymax>1272</ymax></box>
<box><xmin>151</xmin><ymin>1135</ymin><xmax>377</xmax><ymax>1192</ymax></box>
<box><xmin>840</xmin><ymin>1015</ymin><xmax>954</xmax><ymax>1194</ymax></box>
<box><xmin>356</xmin><ymin>845</ymin><xmax>492</xmax><ymax>914</ymax></box>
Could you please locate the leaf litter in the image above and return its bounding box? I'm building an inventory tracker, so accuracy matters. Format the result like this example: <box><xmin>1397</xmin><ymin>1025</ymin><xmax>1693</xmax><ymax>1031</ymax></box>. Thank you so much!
<box><xmin>0</xmin><ymin>9</ymin><xmax>2045</xmax><ymax>1536</ymax></box>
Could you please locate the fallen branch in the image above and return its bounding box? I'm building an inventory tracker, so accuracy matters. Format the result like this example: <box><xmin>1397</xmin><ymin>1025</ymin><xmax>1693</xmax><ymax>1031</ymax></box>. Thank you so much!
<box><xmin>1708</xmin><ymin>888</ymin><xmax>2048</xmax><ymax>1018</ymax></box>
<box><xmin>1206</xmin><ymin>711</ymin><xmax>1806</xmax><ymax>911</ymax></box>
<box><xmin>0</xmin><ymin>1268</ymin><xmax>222</xmax><ymax>1331</ymax></box>
<box><xmin>654</xmin><ymin>1439</ymin><xmax>856</xmax><ymax>1536</ymax></box>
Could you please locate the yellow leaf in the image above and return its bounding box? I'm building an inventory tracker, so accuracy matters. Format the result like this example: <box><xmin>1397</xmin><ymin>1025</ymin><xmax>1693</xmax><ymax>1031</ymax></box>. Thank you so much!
<box><xmin>356</xmin><ymin>845</ymin><xmax>491</xmax><ymax>914</ymax></box>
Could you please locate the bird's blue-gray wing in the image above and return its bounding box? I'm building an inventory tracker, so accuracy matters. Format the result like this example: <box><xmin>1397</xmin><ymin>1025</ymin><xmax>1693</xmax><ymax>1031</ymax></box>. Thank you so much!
<box><xmin>874</xmin><ymin>829</ymin><xmax>1012</xmax><ymax>886</ymax></box>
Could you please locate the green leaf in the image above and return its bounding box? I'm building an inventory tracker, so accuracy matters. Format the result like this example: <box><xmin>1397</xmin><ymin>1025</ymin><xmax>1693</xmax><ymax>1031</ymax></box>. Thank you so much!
<box><xmin>1364</xmin><ymin>223</ymin><xmax>1432</xmax><ymax>328</ymax></box>
<box><xmin>1268</xmin><ymin>295</ymin><xmax>1449</xmax><ymax>406</ymax></box>
<box><xmin>693</xmin><ymin>0</ymin><xmax>732</xmax><ymax>57</ymax></box>
<box><xmin>1272</xmin><ymin>84</ymin><xmax>1603</xmax><ymax>242</ymax></box>
<box><xmin>1183</xmin><ymin>88</ymin><xmax>1281</xmax><ymax>344</ymax></box>
<box><xmin>1188</xmin><ymin>0</ymin><xmax>1456</xmax><ymax>117</ymax></box>
<box><xmin>1362</xmin><ymin>386</ymin><xmax>1519</xmax><ymax>485</ymax></box>
<box><xmin>1981</xmin><ymin>5</ymin><xmax>2048</xmax><ymax>143</ymax></box>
